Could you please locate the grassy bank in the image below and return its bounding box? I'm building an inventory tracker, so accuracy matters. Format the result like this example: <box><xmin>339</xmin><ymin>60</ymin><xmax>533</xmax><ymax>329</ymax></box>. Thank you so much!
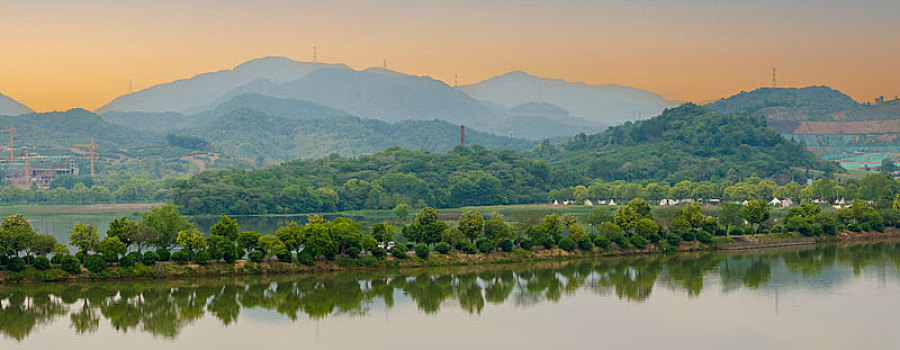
<box><xmin>3</xmin><ymin>229</ymin><xmax>898</xmax><ymax>284</ymax></box>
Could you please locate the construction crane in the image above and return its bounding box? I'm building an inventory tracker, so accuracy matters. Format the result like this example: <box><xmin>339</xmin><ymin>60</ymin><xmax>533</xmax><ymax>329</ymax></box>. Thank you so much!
<box><xmin>20</xmin><ymin>149</ymin><xmax>42</xmax><ymax>186</ymax></box>
<box><xmin>73</xmin><ymin>138</ymin><xmax>97</xmax><ymax>178</ymax></box>
<box><xmin>0</xmin><ymin>122</ymin><xmax>14</xmax><ymax>161</ymax></box>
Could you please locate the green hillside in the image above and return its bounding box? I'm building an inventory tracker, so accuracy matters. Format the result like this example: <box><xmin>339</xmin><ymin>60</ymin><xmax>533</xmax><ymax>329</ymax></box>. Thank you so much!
<box><xmin>533</xmin><ymin>104</ymin><xmax>841</xmax><ymax>184</ymax></box>
<box><xmin>706</xmin><ymin>86</ymin><xmax>860</xmax><ymax>120</ymax></box>
<box><xmin>185</xmin><ymin>109</ymin><xmax>537</xmax><ymax>164</ymax></box>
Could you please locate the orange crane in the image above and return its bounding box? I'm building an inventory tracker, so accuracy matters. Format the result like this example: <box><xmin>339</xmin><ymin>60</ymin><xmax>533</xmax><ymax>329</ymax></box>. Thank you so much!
<box><xmin>0</xmin><ymin>122</ymin><xmax>14</xmax><ymax>161</ymax></box>
<box><xmin>20</xmin><ymin>149</ymin><xmax>42</xmax><ymax>186</ymax></box>
<box><xmin>73</xmin><ymin>138</ymin><xmax>97</xmax><ymax>178</ymax></box>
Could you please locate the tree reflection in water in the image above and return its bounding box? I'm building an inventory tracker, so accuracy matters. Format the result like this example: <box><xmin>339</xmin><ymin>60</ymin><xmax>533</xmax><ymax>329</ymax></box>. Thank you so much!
<box><xmin>1</xmin><ymin>242</ymin><xmax>899</xmax><ymax>341</ymax></box>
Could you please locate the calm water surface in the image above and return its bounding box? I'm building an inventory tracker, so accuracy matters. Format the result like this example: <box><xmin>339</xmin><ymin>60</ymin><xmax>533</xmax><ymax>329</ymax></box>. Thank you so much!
<box><xmin>2</xmin><ymin>243</ymin><xmax>900</xmax><ymax>349</ymax></box>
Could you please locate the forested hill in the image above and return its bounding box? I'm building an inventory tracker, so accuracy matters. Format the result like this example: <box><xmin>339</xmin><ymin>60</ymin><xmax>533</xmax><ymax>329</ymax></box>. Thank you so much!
<box><xmin>171</xmin><ymin>146</ymin><xmax>552</xmax><ymax>215</ymax></box>
<box><xmin>706</xmin><ymin>86</ymin><xmax>860</xmax><ymax>120</ymax></box>
<box><xmin>171</xmin><ymin>104</ymin><xmax>843</xmax><ymax>215</ymax></box>
<box><xmin>534</xmin><ymin>104</ymin><xmax>841</xmax><ymax>184</ymax></box>
<box><xmin>186</xmin><ymin>109</ymin><xmax>537</xmax><ymax>163</ymax></box>
<box><xmin>1</xmin><ymin>109</ymin><xmax>160</xmax><ymax>150</ymax></box>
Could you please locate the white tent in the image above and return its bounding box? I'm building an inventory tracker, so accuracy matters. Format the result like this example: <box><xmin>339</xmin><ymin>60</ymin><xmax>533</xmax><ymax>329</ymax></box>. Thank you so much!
<box><xmin>552</xmin><ymin>200</ymin><xmax>559</xmax><ymax>206</ymax></box>
<box><xmin>608</xmin><ymin>200</ymin><xmax>617</xmax><ymax>206</ymax></box>
<box><xmin>584</xmin><ymin>200</ymin><xmax>594</xmax><ymax>206</ymax></box>
<box><xmin>769</xmin><ymin>198</ymin><xmax>783</xmax><ymax>206</ymax></box>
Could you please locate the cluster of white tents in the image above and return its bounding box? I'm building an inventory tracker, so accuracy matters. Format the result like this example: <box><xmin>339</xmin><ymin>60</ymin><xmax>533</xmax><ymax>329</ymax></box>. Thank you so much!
<box><xmin>550</xmin><ymin>197</ymin><xmax>862</xmax><ymax>208</ymax></box>
<box><xmin>552</xmin><ymin>199</ymin><xmax>617</xmax><ymax>206</ymax></box>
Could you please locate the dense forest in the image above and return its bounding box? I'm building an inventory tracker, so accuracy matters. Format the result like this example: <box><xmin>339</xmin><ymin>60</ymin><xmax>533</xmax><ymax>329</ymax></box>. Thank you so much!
<box><xmin>533</xmin><ymin>104</ymin><xmax>840</xmax><ymax>184</ymax></box>
<box><xmin>165</xmin><ymin>105</ymin><xmax>849</xmax><ymax>215</ymax></box>
<box><xmin>705</xmin><ymin>86</ymin><xmax>860</xmax><ymax>120</ymax></box>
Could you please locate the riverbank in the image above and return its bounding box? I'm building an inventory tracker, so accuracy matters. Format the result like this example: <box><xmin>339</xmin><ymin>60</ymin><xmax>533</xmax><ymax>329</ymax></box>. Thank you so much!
<box><xmin>3</xmin><ymin>229</ymin><xmax>899</xmax><ymax>284</ymax></box>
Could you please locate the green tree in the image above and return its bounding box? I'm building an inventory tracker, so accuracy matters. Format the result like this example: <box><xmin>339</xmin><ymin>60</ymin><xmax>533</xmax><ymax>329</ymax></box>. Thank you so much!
<box><xmin>302</xmin><ymin>222</ymin><xmax>337</xmax><ymax>259</ymax></box>
<box><xmin>409</xmin><ymin>207</ymin><xmax>447</xmax><ymax>245</ymax></box>
<box><xmin>275</xmin><ymin>221</ymin><xmax>304</xmax><ymax>253</ymax></box>
<box><xmin>139</xmin><ymin>204</ymin><xmax>192</xmax><ymax>249</ymax></box>
<box><xmin>0</xmin><ymin>214</ymin><xmax>37</xmax><ymax>257</ymax></box>
<box><xmin>458</xmin><ymin>210</ymin><xmax>484</xmax><ymax>243</ymax></box>
<box><xmin>28</xmin><ymin>234</ymin><xmax>58</xmax><ymax>257</ymax></box>
<box><xmin>633</xmin><ymin>218</ymin><xmax>659</xmax><ymax>238</ymax></box>
<box><xmin>237</xmin><ymin>231</ymin><xmax>261</xmax><ymax>255</ymax></box>
<box><xmin>98</xmin><ymin>236</ymin><xmax>127</xmax><ymax>261</ymax></box>
<box><xmin>484</xmin><ymin>213</ymin><xmax>514</xmax><ymax>246</ymax></box>
<box><xmin>210</xmin><ymin>216</ymin><xmax>240</xmax><ymax>241</ymax></box>
<box><xmin>257</xmin><ymin>235</ymin><xmax>287</xmax><ymax>260</ymax></box>
<box><xmin>106</xmin><ymin>217</ymin><xmax>138</xmax><ymax>248</ymax></box>
<box><xmin>372</xmin><ymin>223</ymin><xmax>394</xmax><ymax>247</ymax></box>
<box><xmin>69</xmin><ymin>222</ymin><xmax>99</xmax><ymax>263</ymax></box>
<box><xmin>742</xmin><ymin>200</ymin><xmax>771</xmax><ymax>234</ymax></box>
<box><xmin>393</xmin><ymin>204</ymin><xmax>411</xmax><ymax>223</ymax></box>
<box><xmin>176</xmin><ymin>227</ymin><xmax>206</xmax><ymax>259</ymax></box>
<box><xmin>719</xmin><ymin>202</ymin><xmax>743</xmax><ymax>236</ymax></box>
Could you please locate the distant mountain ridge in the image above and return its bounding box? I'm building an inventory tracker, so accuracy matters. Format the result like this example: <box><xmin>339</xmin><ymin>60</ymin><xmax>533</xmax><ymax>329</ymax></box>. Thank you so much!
<box><xmin>97</xmin><ymin>57</ymin><xmax>346</xmax><ymax>115</ymax></box>
<box><xmin>459</xmin><ymin>71</ymin><xmax>675</xmax><ymax>125</ymax></box>
<box><xmin>706</xmin><ymin>86</ymin><xmax>861</xmax><ymax>121</ymax></box>
<box><xmin>96</xmin><ymin>57</ymin><xmax>675</xmax><ymax>139</ymax></box>
<box><xmin>0</xmin><ymin>92</ymin><xmax>34</xmax><ymax>116</ymax></box>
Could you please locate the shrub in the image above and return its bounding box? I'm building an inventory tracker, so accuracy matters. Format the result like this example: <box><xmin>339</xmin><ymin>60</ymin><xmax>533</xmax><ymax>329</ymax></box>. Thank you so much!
<box><xmin>859</xmin><ymin>223</ymin><xmax>871</xmax><ymax>232</ymax></box>
<box><xmin>433</xmin><ymin>242</ymin><xmax>451</xmax><ymax>254</ymax></box>
<box><xmin>593</xmin><ymin>236</ymin><xmax>610</xmax><ymax>249</ymax></box>
<box><xmin>577</xmin><ymin>238</ymin><xmax>593</xmax><ymax>251</ymax></box>
<box><xmin>682</xmin><ymin>232</ymin><xmax>696</xmax><ymax>242</ymax></box>
<box><xmin>475</xmin><ymin>239</ymin><xmax>491</xmax><ymax>249</ymax></box>
<box><xmin>392</xmin><ymin>244</ymin><xmax>408</xmax><ymax>259</ymax></box>
<box><xmin>33</xmin><ymin>256</ymin><xmax>51</xmax><ymax>270</ymax></box>
<box><xmin>344</xmin><ymin>245</ymin><xmax>361</xmax><ymax>259</ymax></box>
<box><xmin>518</xmin><ymin>238</ymin><xmax>534</xmax><ymax>250</ymax></box>
<box><xmin>277</xmin><ymin>252</ymin><xmax>293</xmax><ymax>263</ymax></box>
<box><xmin>84</xmin><ymin>254</ymin><xmax>107</xmax><ymax>273</ymax></box>
<box><xmin>415</xmin><ymin>244</ymin><xmax>430</xmax><ymax>259</ymax></box>
<box><xmin>194</xmin><ymin>251</ymin><xmax>211</xmax><ymax>265</ymax></box>
<box><xmin>370</xmin><ymin>247</ymin><xmax>387</xmax><ymax>259</ymax></box>
<box><xmin>696</xmin><ymin>231</ymin><xmax>714</xmax><ymax>244</ymax></box>
<box><xmin>75</xmin><ymin>251</ymin><xmax>85</xmax><ymax>263</ymax></box>
<box><xmin>0</xmin><ymin>255</ymin><xmax>7</xmax><ymax>266</ymax></box>
<box><xmin>23</xmin><ymin>255</ymin><xmax>35</xmax><ymax>265</ymax></box>
<box><xmin>61</xmin><ymin>256</ymin><xmax>82</xmax><ymax>274</ymax></box>
<box><xmin>50</xmin><ymin>253</ymin><xmax>64</xmax><ymax>265</ymax></box>
<box><xmin>558</xmin><ymin>237</ymin><xmax>577</xmax><ymax>252</ymax></box>
<box><xmin>8</xmin><ymin>257</ymin><xmax>26</xmax><ymax>272</ymax></box>
<box><xmin>171</xmin><ymin>251</ymin><xmax>191</xmax><ymax>264</ymax></box>
<box><xmin>665</xmin><ymin>233</ymin><xmax>683</xmax><ymax>247</ymax></box>
<box><xmin>118</xmin><ymin>256</ymin><xmax>135</xmax><ymax>269</ymax></box>
<box><xmin>223</xmin><ymin>247</ymin><xmax>238</xmax><ymax>263</ymax></box>
<box><xmin>629</xmin><ymin>235</ymin><xmax>648</xmax><ymax>249</ymax></box>
<box><xmin>499</xmin><ymin>239</ymin><xmax>515</xmax><ymax>252</ymax></box>
<box><xmin>848</xmin><ymin>223</ymin><xmax>861</xmax><ymax>232</ymax></box>
<box><xmin>612</xmin><ymin>235</ymin><xmax>629</xmax><ymax>248</ymax></box>
<box><xmin>142</xmin><ymin>251</ymin><xmax>159</xmax><ymax>265</ymax></box>
<box><xmin>126</xmin><ymin>251</ymin><xmax>142</xmax><ymax>262</ymax></box>
<box><xmin>102</xmin><ymin>254</ymin><xmax>118</xmax><ymax>264</ymax></box>
<box><xmin>477</xmin><ymin>241</ymin><xmax>494</xmax><ymax>254</ymax></box>
<box><xmin>323</xmin><ymin>250</ymin><xmax>336</xmax><ymax>261</ymax></box>
<box><xmin>155</xmin><ymin>248</ymin><xmax>171</xmax><ymax>262</ymax></box>
<box><xmin>297</xmin><ymin>250</ymin><xmax>316</xmax><ymax>266</ymax></box>
<box><xmin>460</xmin><ymin>242</ymin><xmax>477</xmax><ymax>254</ymax></box>
<box><xmin>248</xmin><ymin>250</ymin><xmax>264</xmax><ymax>262</ymax></box>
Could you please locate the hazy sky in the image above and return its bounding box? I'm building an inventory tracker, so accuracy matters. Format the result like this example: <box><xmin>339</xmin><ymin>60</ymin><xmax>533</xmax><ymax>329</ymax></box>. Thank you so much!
<box><xmin>2</xmin><ymin>0</ymin><xmax>899</xmax><ymax>112</ymax></box>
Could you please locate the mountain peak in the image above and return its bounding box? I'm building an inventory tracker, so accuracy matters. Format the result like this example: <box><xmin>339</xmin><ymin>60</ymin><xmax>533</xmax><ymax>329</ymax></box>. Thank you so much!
<box><xmin>0</xmin><ymin>92</ymin><xmax>34</xmax><ymax>116</ymax></box>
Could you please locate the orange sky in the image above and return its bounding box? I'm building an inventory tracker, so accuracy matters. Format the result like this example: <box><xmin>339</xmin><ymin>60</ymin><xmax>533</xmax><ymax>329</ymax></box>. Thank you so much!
<box><xmin>1</xmin><ymin>0</ymin><xmax>898</xmax><ymax>112</ymax></box>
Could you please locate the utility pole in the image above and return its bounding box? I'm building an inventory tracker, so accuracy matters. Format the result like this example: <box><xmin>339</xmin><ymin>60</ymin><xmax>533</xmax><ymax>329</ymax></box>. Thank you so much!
<box><xmin>0</xmin><ymin>122</ymin><xmax>14</xmax><ymax>161</ymax></box>
<box><xmin>73</xmin><ymin>138</ymin><xmax>97</xmax><ymax>179</ymax></box>
<box><xmin>772</xmin><ymin>67</ymin><xmax>777</xmax><ymax>88</ymax></box>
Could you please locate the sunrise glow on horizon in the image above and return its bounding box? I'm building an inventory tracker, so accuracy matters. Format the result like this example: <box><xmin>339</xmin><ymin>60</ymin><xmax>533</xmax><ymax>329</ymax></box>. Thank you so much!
<box><xmin>2</xmin><ymin>0</ymin><xmax>899</xmax><ymax>112</ymax></box>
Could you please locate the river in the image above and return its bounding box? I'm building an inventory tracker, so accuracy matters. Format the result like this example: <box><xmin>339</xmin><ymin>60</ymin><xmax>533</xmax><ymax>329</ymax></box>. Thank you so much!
<box><xmin>2</xmin><ymin>242</ymin><xmax>899</xmax><ymax>349</ymax></box>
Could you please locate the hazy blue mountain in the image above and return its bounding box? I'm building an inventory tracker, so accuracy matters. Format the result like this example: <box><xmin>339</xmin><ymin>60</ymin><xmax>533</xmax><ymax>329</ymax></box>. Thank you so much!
<box><xmin>0</xmin><ymin>92</ymin><xmax>34</xmax><ymax>116</ymax></box>
<box><xmin>97</xmin><ymin>57</ymin><xmax>346</xmax><ymax>114</ymax></box>
<box><xmin>101</xmin><ymin>94</ymin><xmax>348</xmax><ymax>132</ymax></box>
<box><xmin>493</xmin><ymin>102</ymin><xmax>605</xmax><ymax>139</ymax></box>
<box><xmin>459</xmin><ymin>71</ymin><xmax>675</xmax><ymax>124</ymax></box>
<box><xmin>186</xmin><ymin>109</ymin><xmax>536</xmax><ymax>164</ymax></box>
<box><xmin>221</xmin><ymin>66</ymin><xmax>498</xmax><ymax>129</ymax></box>
<box><xmin>101</xmin><ymin>111</ymin><xmax>188</xmax><ymax>132</ymax></box>
<box><xmin>706</xmin><ymin>86</ymin><xmax>860</xmax><ymax>120</ymax></box>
